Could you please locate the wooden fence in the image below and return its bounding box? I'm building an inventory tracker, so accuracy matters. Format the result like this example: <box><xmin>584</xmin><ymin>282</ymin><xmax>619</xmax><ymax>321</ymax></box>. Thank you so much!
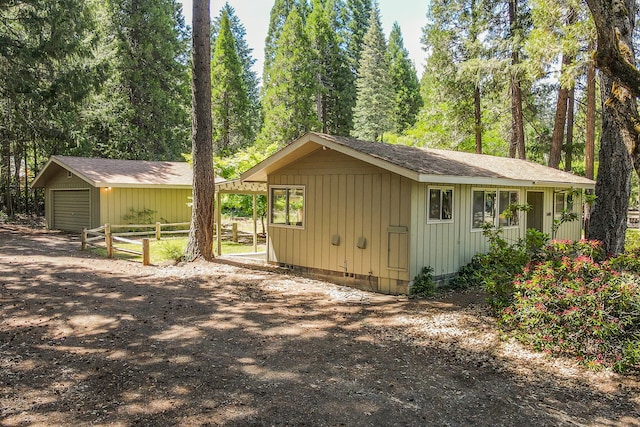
<box><xmin>81</xmin><ymin>222</ymin><xmax>190</xmax><ymax>265</ymax></box>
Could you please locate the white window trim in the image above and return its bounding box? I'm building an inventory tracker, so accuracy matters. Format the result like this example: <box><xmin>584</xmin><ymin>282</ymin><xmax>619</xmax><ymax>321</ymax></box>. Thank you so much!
<box><xmin>471</xmin><ymin>188</ymin><xmax>521</xmax><ymax>231</ymax></box>
<box><xmin>268</xmin><ymin>185</ymin><xmax>305</xmax><ymax>229</ymax></box>
<box><xmin>554</xmin><ymin>191</ymin><xmax>574</xmax><ymax>218</ymax></box>
<box><xmin>426</xmin><ymin>186</ymin><xmax>454</xmax><ymax>224</ymax></box>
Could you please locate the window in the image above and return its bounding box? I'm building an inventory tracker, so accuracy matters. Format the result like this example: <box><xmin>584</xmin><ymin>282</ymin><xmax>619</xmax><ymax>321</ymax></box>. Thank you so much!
<box><xmin>498</xmin><ymin>191</ymin><xmax>520</xmax><ymax>227</ymax></box>
<box><xmin>270</xmin><ymin>186</ymin><xmax>304</xmax><ymax>227</ymax></box>
<box><xmin>554</xmin><ymin>192</ymin><xmax>574</xmax><ymax>217</ymax></box>
<box><xmin>472</xmin><ymin>189</ymin><xmax>519</xmax><ymax>229</ymax></box>
<box><xmin>427</xmin><ymin>187</ymin><xmax>453</xmax><ymax>222</ymax></box>
<box><xmin>472</xmin><ymin>190</ymin><xmax>496</xmax><ymax>229</ymax></box>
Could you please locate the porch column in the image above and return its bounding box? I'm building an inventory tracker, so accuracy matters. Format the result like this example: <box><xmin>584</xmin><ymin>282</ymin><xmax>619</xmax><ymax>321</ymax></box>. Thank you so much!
<box><xmin>252</xmin><ymin>193</ymin><xmax>257</xmax><ymax>252</ymax></box>
<box><xmin>216</xmin><ymin>190</ymin><xmax>222</xmax><ymax>256</ymax></box>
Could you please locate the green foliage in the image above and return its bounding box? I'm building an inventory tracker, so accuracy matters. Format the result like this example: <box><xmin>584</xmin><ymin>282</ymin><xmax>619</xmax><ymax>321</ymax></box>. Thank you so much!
<box><xmin>387</xmin><ymin>22</ymin><xmax>422</xmax><ymax>134</ymax></box>
<box><xmin>122</xmin><ymin>208</ymin><xmax>157</xmax><ymax>225</ymax></box>
<box><xmin>160</xmin><ymin>240</ymin><xmax>185</xmax><ymax>263</ymax></box>
<box><xmin>211</xmin><ymin>10</ymin><xmax>252</xmax><ymax>155</ymax></box>
<box><xmin>503</xmin><ymin>240</ymin><xmax>640</xmax><ymax>372</ymax></box>
<box><xmin>258</xmin><ymin>6</ymin><xmax>320</xmax><ymax>148</ymax></box>
<box><xmin>351</xmin><ymin>5</ymin><xmax>394</xmax><ymax>141</ymax></box>
<box><xmin>411</xmin><ymin>266</ymin><xmax>436</xmax><ymax>297</ymax></box>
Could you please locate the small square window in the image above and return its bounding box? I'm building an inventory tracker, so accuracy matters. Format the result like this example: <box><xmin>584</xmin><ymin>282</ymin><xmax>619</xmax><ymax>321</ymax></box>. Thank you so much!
<box><xmin>427</xmin><ymin>187</ymin><xmax>453</xmax><ymax>222</ymax></box>
<box><xmin>270</xmin><ymin>186</ymin><xmax>304</xmax><ymax>228</ymax></box>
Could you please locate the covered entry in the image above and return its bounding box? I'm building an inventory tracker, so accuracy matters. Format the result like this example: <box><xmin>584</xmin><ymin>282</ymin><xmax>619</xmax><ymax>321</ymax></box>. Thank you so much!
<box><xmin>52</xmin><ymin>189</ymin><xmax>91</xmax><ymax>232</ymax></box>
<box><xmin>214</xmin><ymin>179</ymin><xmax>267</xmax><ymax>257</ymax></box>
<box><xmin>526</xmin><ymin>191</ymin><xmax>544</xmax><ymax>232</ymax></box>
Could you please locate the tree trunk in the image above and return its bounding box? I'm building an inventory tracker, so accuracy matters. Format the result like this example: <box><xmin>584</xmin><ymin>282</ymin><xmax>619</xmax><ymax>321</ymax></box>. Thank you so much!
<box><xmin>474</xmin><ymin>84</ymin><xmax>482</xmax><ymax>154</ymax></box>
<box><xmin>548</xmin><ymin>82</ymin><xmax>569</xmax><ymax>169</ymax></box>
<box><xmin>1</xmin><ymin>137</ymin><xmax>13</xmax><ymax>216</ymax></box>
<box><xmin>508</xmin><ymin>0</ymin><xmax>525</xmax><ymax>160</ymax></box>
<box><xmin>585</xmin><ymin>0</ymin><xmax>640</xmax><ymax>254</ymax></box>
<box><xmin>585</xmin><ymin>42</ymin><xmax>596</xmax><ymax>180</ymax></box>
<box><xmin>564</xmin><ymin>87</ymin><xmax>575</xmax><ymax>172</ymax></box>
<box><xmin>184</xmin><ymin>0</ymin><xmax>215</xmax><ymax>261</ymax></box>
<box><xmin>588</xmin><ymin>75</ymin><xmax>633</xmax><ymax>254</ymax></box>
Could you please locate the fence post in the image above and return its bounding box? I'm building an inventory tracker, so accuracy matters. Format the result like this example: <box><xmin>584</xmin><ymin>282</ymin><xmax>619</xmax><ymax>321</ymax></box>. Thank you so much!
<box><xmin>142</xmin><ymin>238</ymin><xmax>150</xmax><ymax>266</ymax></box>
<box><xmin>156</xmin><ymin>222</ymin><xmax>161</xmax><ymax>240</ymax></box>
<box><xmin>105</xmin><ymin>223</ymin><xmax>113</xmax><ymax>258</ymax></box>
<box><xmin>81</xmin><ymin>228</ymin><xmax>87</xmax><ymax>250</ymax></box>
<box><xmin>232</xmin><ymin>222</ymin><xmax>238</xmax><ymax>243</ymax></box>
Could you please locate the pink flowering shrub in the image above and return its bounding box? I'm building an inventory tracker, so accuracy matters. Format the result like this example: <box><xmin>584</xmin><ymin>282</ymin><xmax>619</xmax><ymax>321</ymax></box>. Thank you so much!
<box><xmin>502</xmin><ymin>240</ymin><xmax>640</xmax><ymax>372</ymax></box>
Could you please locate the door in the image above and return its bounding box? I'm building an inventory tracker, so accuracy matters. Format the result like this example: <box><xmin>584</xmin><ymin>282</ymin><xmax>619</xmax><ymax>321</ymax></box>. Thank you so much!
<box><xmin>53</xmin><ymin>189</ymin><xmax>90</xmax><ymax>232</ymax></box>
<box><xmin>526</xmin><ymin>191</ymin><xmax>544</xmax><ymax>232</ymax></box>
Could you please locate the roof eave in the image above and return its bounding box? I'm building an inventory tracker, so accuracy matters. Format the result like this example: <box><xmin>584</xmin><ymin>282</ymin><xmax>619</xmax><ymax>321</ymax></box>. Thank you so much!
<box><xmin>417</xmin><ymin>174</ymin><xmax>595</xmax><ymax>189</ymax></box>
<box><xmin>31</xmin><ymin>156</ymin><xmax>98</xmax><ymax>188</ymax></box>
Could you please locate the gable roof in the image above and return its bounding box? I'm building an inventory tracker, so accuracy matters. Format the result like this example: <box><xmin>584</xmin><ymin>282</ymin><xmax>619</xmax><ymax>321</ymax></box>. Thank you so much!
<box><xmin>32</xmin><ymin>156</ymin><xmax>194</xmax><ymax>189</ymax></box>
<box><xmin>242</xmin><ymin>132</ymin><xmax>595</xmax><ymax>189</ymax></box>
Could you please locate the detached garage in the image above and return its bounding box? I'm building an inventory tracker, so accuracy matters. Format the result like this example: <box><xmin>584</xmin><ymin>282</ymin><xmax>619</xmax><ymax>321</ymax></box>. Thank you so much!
<box><xmin>32</xmin><ymin>156</ymin><xmax>193</xmax><ymax>232</ymax></box>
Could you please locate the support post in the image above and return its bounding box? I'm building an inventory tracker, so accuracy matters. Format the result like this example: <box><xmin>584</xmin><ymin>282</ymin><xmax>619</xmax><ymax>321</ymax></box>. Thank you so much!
<box><xmin>216</xmin><ymin>191</ymin><xmax>222</xmax><ymax>256</ymax></box>
<box><xmin>81</xmin><ymin>228</ymin><xmax>87</xmax><ymax>250</ymax></box>
<box><xmin>105</xmin><ymin>224</ymin><xmax>113</xmax><ymax>258</ymax></box>
<box><xmin>155</xmin><ymin>222</ymin><xmax>161</xmax><ymax>240</ymax></box>
<box><xmin>232</xmin><ymin>222</ymin><xmax>238</xmax><ymax>243</ymax></box>
<box><xmin>142</xmin><ymin>238</ymin><xmax>150</xmax><ymax>266</ymax></box>
<box><xmin>252</xmin><ymin>193</ymin><xmax>257</xmax><ymax>252</ymax></box>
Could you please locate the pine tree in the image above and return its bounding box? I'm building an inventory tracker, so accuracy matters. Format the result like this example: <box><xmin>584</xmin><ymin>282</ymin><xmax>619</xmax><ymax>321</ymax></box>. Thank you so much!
<box><xmin>212</xmin><ymin>3</ymin><xmax>261</xmax><ymax>141</ymax></box>
<box><xmin>258</xmin><ymin>6</ymin><xmax>320</xmax><ymax>148</ymax></box>
<box><xmin>211</xmin><ymin>10</ymin><xmax>251</xmax><ymax>155</ymax></box>
<box><xmin>351</xmin><ymin>4</ymin><xmax>394</xmax><ymax>141</ymax></box>
<box><xmin>263</xmin><ymin>0</ymin><xmax>299</xmax><ymax>91</ymax></box>
<box><xmin>345</xmin><ymin>0</ymin><xmax>373</xmax><ymax>74</ymax></box>
<box><xmin>91</xmin><ymin>0</ymin><xmax>191</xmax><ymax>161</ymax></box>
<box><xmin>387</xmin><ymin>22</ymin><xmax>422</xmax><ymax>134</ymax></box>
<box><xmin>306</xmin><ymin>0</ymin><xmax>354</xmax><ymax>135</ymax></box>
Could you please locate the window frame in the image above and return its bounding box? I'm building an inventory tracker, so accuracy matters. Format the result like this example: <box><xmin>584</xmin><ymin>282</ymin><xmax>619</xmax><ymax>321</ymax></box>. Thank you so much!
<box><xmin>498</xmin><ymin>190</ymin><xmax>521</xmax><ymax>228</ymax></box>
<box><xmin>269</xmin><ymin>185</ymin><xmax>305</xmax><ymax>229</ymax></box>
<box><xmin>554</xmin><ymin>191</ymin><xmax>574</xmax><ymax>218</ymax></box>
<box><xmin>471</xmin><ymin>188</ymin><xmax>521</xmax><ymax>231</ymax></box>
<box><xmin>426</xmin><ymin>186</ymin><xmax>454</xmax><ymax>224</ymax></box>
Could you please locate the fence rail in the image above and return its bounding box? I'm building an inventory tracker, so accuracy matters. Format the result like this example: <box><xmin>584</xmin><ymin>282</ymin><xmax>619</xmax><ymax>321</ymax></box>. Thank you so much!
<box><xmin>81</xmin><ymin>222</ymin><xmax>190</xmax><ymax>265</ymax></box>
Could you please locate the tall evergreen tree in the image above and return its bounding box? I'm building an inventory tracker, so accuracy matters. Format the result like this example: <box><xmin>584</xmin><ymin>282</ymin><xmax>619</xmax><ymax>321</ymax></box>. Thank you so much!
<box><xmin>212</xmin><ymin>3</ymin><xmax>261</xmax><ymax>141</ymax></box>
<box><xmin>0</xmin><ymin>0</ymin><xmax>99</xmax><ymax>215</ymax></box>
<box><xmin>258</xmin><ymin>6</ymin><xmax>320</xmax><ymax>148</ymax></box>
<box><xmin>210</xmin><ymin>10</ymin><xmax>251</xmax><ymax>155</ymax></box>
<box><xmin>306</xmin><ymin>0</ymin><xmax>354</xmax><ymax>135</ymax></box>
<box><xmin>344</xmin><ymin>0</ymin><xmax>373</xmax><ymax>74</ymax></box>
<box><xmin>387</xmin><ymin>22</ymin><xmax>422</xmax><ymax>134</ymax></box>
<box><xmin>88</xmin><ymin>0</ymin><xmax>191</xmax><ymax>161</ymax></box>
<box><xmin>351</xmin><ymin>4</ymin><xmax>394</xmax><ymax>141</ymax></box>
<box><xmin>263</xmin><ymin>0</ymin><xmax>299</xmax><ymax>91</ymax></box>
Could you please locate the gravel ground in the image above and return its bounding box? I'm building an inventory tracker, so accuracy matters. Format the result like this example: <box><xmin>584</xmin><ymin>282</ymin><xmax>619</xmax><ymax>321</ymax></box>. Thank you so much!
<box><xmin>1</xmin><ymin>224</ymin><xmax>639</xmax><ymax>426</ymax></box>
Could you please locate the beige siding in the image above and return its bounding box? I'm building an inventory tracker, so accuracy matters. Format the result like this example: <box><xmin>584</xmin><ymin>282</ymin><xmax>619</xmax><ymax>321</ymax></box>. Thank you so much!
<box><xmin>267</xmin><ymin>148</ymin><xmax>412</xmax><ymax>293</ymax></box>
<box><xmin>410</xmin><ymin>184</ymin><xmax>585</xmax><ymax>281</ymax></box>
<box><xmin>99</xmin><ymin>187</ymin><xmax>192</xmax><ymax>225</ymax></box>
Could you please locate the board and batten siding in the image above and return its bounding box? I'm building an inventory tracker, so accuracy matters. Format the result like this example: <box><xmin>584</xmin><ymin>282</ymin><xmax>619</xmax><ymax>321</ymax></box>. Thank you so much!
<box><xmin>99</xmin><ymin>187</ymin><xmax>192</xmax><ymax>225</ymax></box>
<box><xmin>44</xmin><ymin>168</ymin><xmax>100</xmax><ymax>229</ymax></box>
<box><xmin>267</xmin><ymin>148</ymin><xmax>412</xmax><ymax>294</ymax></box>
<box><xmin>410</xmin><ymin>184</ymin><xmax>584</xmax><ymax>282</ymax></box>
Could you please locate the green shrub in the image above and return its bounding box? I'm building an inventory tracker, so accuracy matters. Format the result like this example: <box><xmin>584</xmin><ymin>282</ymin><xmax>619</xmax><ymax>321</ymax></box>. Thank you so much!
<box><xmin>411</xmin><ymin>266</ymin><xmax>436</xmax><ymax>297</ymax></box>
<box><xmin>502</xmin><ymin>248</ymin><xmax>640</xmax><ymax>372</ymax></box>
<box><xmin>160</xmin><ymin>241</ymin><xmax>185</xmax><ymax>263</ymax></box>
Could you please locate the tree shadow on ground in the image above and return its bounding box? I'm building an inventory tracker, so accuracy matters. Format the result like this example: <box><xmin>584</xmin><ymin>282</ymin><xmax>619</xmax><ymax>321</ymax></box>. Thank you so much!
<box><xmin>1</xmin><ymin>228</ymin><xmax>638</xmax><ymax>426</ymax></box>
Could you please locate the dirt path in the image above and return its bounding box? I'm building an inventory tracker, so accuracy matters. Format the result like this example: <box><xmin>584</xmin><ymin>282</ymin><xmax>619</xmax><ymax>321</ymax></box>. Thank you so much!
<box><xmin>1</xmin><ymin>224</ymin><xmax>638</xmax><ymax>426</ymax></box>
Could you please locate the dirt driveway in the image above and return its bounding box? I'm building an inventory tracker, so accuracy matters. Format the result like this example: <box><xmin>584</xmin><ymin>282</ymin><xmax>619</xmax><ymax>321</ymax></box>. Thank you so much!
<box><xmin>1</xmin><ymin>224</ymin><xmax>638</xmax><ymax>426</ymax></box>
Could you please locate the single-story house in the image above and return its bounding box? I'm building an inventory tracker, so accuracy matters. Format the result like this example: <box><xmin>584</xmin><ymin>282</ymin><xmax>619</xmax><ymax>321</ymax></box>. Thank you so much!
<box><xmin>32</xmin><ymin>156</ymin><xmax>194</xmax><ymax>232</ymax></box>
<box><xmin>241</xmin><ymin>132</ymin><xmax>596</xmax><ymax>295</ymax></box>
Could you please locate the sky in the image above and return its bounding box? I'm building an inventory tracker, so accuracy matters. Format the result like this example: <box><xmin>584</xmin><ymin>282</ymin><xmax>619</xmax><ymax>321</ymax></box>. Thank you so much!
<box><xmin>177</xmin><ymin>0</ymin><xmax>429</xmax><ymax>77</ymax></box>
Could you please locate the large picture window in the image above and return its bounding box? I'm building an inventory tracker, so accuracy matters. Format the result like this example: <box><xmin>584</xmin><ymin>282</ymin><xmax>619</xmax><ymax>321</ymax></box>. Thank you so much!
<box><xmin>472</xmin><ymin>189</ymin><xmax>520</xmax><ymax>229</ymax></box>
<box><xmin>427</xmin><ymin>187</ymin><xmax>453</xmax><ymax>222</ymax></box>
<box><xmin>270</xmin><ymin>186</ymin><xmax>304</xmax><ymax>227</ymax></box>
